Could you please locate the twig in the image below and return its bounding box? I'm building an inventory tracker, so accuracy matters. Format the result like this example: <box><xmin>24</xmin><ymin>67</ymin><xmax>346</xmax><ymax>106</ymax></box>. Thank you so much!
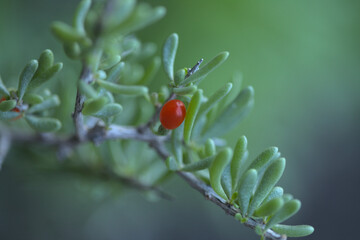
<box><xmin>1</xmin><ymin>122</ymin><xmax>283</xmax><ymax>239</ymax></box>
<box><xmin>73</xmin><ymin>66</ymin><xmax>94</xmax><ymax>141</ymax></box>
<box><xmin>0</xmin><ymin>7</ymin><xmax>283</xmax><ymax>237</ymax></box>
<box><xmin>149</xmin><ymin>139</ymin><xmax>284</xmax><ymax>240</ymax></box>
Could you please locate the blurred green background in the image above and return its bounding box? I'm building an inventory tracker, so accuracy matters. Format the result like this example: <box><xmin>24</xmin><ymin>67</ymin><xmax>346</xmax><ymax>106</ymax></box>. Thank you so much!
<box><xmin>0</xmin><ymin>0</ymin><xmax>359</xmax><ymax>239</ymax></box>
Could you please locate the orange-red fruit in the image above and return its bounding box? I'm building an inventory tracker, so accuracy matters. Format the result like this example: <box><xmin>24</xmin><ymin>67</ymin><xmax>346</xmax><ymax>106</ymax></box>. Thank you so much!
<box><xmin>160</xmin><ymin>99</ymin><xmax>186</xmax><ymax>130</ymax></box>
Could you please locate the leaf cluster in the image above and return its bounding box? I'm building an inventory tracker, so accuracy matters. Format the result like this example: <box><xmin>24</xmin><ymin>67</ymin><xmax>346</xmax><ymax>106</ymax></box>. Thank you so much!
<box><xmin>0</xmin><ymin>49</ymin><xmax>62</xmax><ymax>132</ymax></box>
<box><xmin>0</xmin><ymin>1</ymin><xmax>314</xmax><ymax>239</ymax></box>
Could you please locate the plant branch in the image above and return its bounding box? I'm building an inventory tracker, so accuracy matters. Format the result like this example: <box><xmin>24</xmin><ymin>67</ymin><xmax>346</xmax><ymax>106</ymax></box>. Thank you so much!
<box><xmin>1</xmin><ymin>60</ymin><xmax>284</xmax><ymax>240</ymax></box>
<box><xmin>73</xmin><ymin>65</ymin><xmax>94</xmax><ymax>141</ymax></box>
<box><xmin>0</xmin><ymin>18</ymin><xmax>283</xmax><ymax>238</ymax></box>
<box><xmin>149</xmin><ymin>139</ymin><xmax>285</xmax><ymax>240</ymax></box>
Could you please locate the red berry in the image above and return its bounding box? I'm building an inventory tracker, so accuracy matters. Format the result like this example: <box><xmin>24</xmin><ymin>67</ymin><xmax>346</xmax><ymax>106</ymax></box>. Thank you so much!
<box><xmin>160</xmin><ymin>99</ymin><xmax>186</xmax><ymax>130</ymax></box>
<box><xmin>0</xmin><ymin>97</ymin><xmax>6</xmax><ymax>103</ymax></box>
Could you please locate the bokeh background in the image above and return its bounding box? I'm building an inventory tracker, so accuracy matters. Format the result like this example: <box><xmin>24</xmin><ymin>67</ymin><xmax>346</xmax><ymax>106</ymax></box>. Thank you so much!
<box><xmin>0</xmin><ymin>0</ymin><xmax>359</xmax><ymax>239</ymax></box>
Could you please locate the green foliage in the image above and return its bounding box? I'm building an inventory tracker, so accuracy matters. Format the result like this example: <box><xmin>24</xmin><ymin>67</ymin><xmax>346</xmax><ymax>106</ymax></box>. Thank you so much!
<box><xmin>266</xmin><ymin>199</ymin><xmax>301</xmax><ymax>229</ymax></box>
<box><xmin>162</xmin><ymin>33</ymin><xmax>178</xmax><ymax>82</ymax></box>
<box><xmin>0</xmin><ymin>1</ymin><xmax>314</xmax><ymax>239</ymax></box>
<box><xmin>0</xmin><ymin>111</ymin><xmax>20</xmax><ymax>120</ymax></box>
<box><xmin>23</xmin><ymin>93</ymin><xmax>44</xmax><ymax>105</ymax></box>
<box><xmin>237</xmin><ymin>169</ymin><xmax>258</xmax><ymax>214</ymax></box>
<box><xmin>25</xmin><ymin>115</ymin><xmax>62</xmax><ymax>132</ymax></box>
<box><xmin>209</xmin><ymin>148</ymin><xmax>232</xmax><ymax>200</ymax></box>
<box><xmin>254</xmin><ymin>197</ymin><xmax>284</xmax><ymax>217</ymax></box>
<box><xmin>0</xmin><ymin>49</ymin><xmax>62</xmax><ymax>132</ymax></box>
<box><xmin>82</xmin><ymin>97</ymin><xmax>108</xmax><ymax>115</ymax></box>
<box><xmin>18</xmin><ymin>59</ymin><xmax>38</xmax><ymax>100</ymax></box>
<box><xmin>271</xmin><ymin>224</ymin><xmax>314</xmax><ymax>237</ymax></box>
<box><xmin>0</xmin><ymin>100</ymin><xmax>17</xmax><ymax>112</ymax></box>
<box><xmin>0</xmin><ymin>76</ymin><xmax>10</xmax><ymax>97</ymax></box>
<box><xmin>93</xmin><ymin>103</ymin><xmax>123</xmax><ymax>119</ymax></box>
<box><xmin>230</xmin><ymin>136</ymin><xmax>248</xmax><ymax>191</ymax></box>
<box><xmin>247</xmin><ymin>158</ymin><xmax>286</xmax><ymax>216</ymax></box>
<box><xmin>202</xmin><ymin>86</ymin><xmax>254</xmax><ymax>139</ymax></box>
<box><xmin>27</xmin><ymin>95</ymin><xmax>60</xmax><ymax>114</ymax></box>
<box><xmin>181</xmin><ymin>156</ymin><xmax>214</xmax><ymax>172</ymax></box>
<box><xmin>173</xmin><ymin>85</ymin><xmax>197</xmax><ymax>95</ymax></box>
<box><xmin>183</xmin><ymin>90</ymin><xmax>202</xmax><ymax>143</ymax></box>
<box><xmin>97</xmin><ymin>79</ymin><xmax>148</xmax><ymax>96</ymax></box>
<box><xmin>182</xmin><ymin>51</ymin><xmax>229</xmax><ymax>85</ymax></box>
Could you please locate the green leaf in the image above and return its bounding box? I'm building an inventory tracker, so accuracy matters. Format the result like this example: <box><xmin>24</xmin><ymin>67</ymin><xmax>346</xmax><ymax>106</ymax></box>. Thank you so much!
<box><xmin>182</xmin><ymin>51</ymin><xmax>229</xmax><ymax>85</ymax></box>
<box><xmin>73</xmin><ymin>0</ymin><xmax>91</xmax><ymax>35</ymax></box>
<box><xmin>29</xmin><ymin>62</ymin><xmax>63</xmax><ymax>89</ymax></box>
<box><xmin>221</xmin><ymin>164</ymin><xmax>232</xmax><ymax>199</ymax></box>
<box><xmin>97</xmin><ymin>79</ymin><xmax>148</xmax><ymax>96</ymax></box>
<box><xmin>237</xmin><ymin>169</ymin><xmax>257</xmax><ymax>214</ymax></box>
<box><xmin>78</xmin><ymin>81</ymin><xmax>98</xmax><ymax>98</ymax></box>
<box><xmin>93</xmin><ymin>103</ymin><xmax>123</xmax><ymax>118</ymax></box>
<box><xmin>247</xmin><ymin>158</ymin><xmax>286</xmax><ymax>216</ymax></box>
<box><xmin>204</xmin><ymin>138</ymin><xmax>216</xmax><ymax>157</ymax></box>
<box><xmin>263</xmin><ymin>186</ymin><xmax>284</xmax><ymax>204</ymax></box>
<box><xmin>282</xmin><ymin>194</ymin><xmax>294</xmax><ymax>202</ymax></box>
<box><xmin>137</xmin><ymin>56</ymin><xmax>161</xmax><ymax>85</ymax></box>
<box><xmin>18</xmin><ymin>60</ymin><xmax>38</xmax><ymax>100</ymax></box>
<box><xmin>254</xmin><ymin>197</ymin><xmax>284</xmax><ymax>217</ymax></box>
<box><xmin>97</xmin><ymin>70</ymin><xmax>107</xmax><ymax>80</ymax></box>
<box><xmin>217</xmin><ymin>72</ymin><xmax>242</xmax><ymax>111</ymax></box>
<box><xmin>23</xmin><ymin>93</ymin><xmax>44</xmax><ymax>105</ymax></box>
<box><xmin>173</xmin><ymin>85</ymin><xmax>197</xmax><ymax>95</ymax></box>
<box><xmin>27</xmin><ymin>95</ymin><xmax>60</xmax><ymax>114</ymax></box>
<box><xmin>35</xmin><ymin>49</ymin><xmax>54</xmax><ymax>77</ymax></box>
<box><xmin>266</xmin><ymin>199</ymin><xmax>301</xmax><ymax>229</ymax></box>
<box><xmin>106</xmin><ymin>3</ymin><xmax>166</xmax><ymax>36</ymax></box>
<box><xmin>171</xmin><ymin>122</ymin><xmax>184</xmax><ymax>164</ymax></box>
<box><xmin>0</xmin><ymin>111</ymin><xmax>20</xmax><ymax>120</ymax></box>
<box><xmin>230</xmin><ymin>136</ymin><xmax>248</xmax><ymax>192</ymax></box>
<box><xmin>248</xmin><ymin>147</ymin><xmax>279</xmax><ymax>171</ymax></box>
<box><xmin>158</xmin><ymin>85</ymin><xmax>170</xmax><ymax>103</ymax></box>
<box><xmin>209</xmin><ymin>147</ymin><xmax>232</xmax><ymax>200</ymax></box>
<box><xmin>25</xmin><ymin>115</ymin><xmax>61</xmax><ymax>132</ymax></box>
<box><xmin>198</xmin><ymin>82</ymin><xmax>232</xmax><ymax>117</ymax></box>
<box><xmin>202</xmin><ymin>86</ymin><xmax>254</xmax><ymax>139</ymax></box>
<box><xmin>192</xmin><ymin>83</ymin><xmax>232</xmax><ymax>139</ymax></box>
<box><xmin>166</xmin><ymin>156</ymin><xmax>179</xmax><ymax>171</ymax></box>
<box><xmin>107</xmin><ymin>62</ymin><xmax>125</xmax><ymax>82</ymax></box>
<box><xmin>181</xmin><ymin>156</ymin><xmax>214</xmax><ymax>172</ymax></box>
<box><xmin>100</xmin><ymin>55</ymin><xmax>121</xmax><ymax>70</ymax></box>
<box><xmin>272</xmin><ymin>224</ymin><xmax>314</xmax><ymax>237</ymax></box>
<box><xmin>63</xmin><ymin>42</ymin><xmax>81</xmax><ymax>59</ymax></box>
<box><xmin>82</xmin><ymin>97</ymin><xmax>108</xmax><ymax>115</ymax></box>
<box><xmin>183</xmin><ymin>90</ymin><xmax>202</xmax><ymax>143</ymax></box>
<box><xmin>0</xmin><ymin>100</ymin><xmax>17</xmax><ymax>112</ymax></box>
<box><xmin>0</xmin><ymin>75</ymin><xmax>10</xmax><ymax>97</ymax></box>
<box><xmin>162</xmin><ymin>33</ymin><xmax>178</xmax><ymax>81</ymax></box>
<box><xmin>103</xmin><ymin>0</ymin><xmax>136</xmax><ymax>31</ymax></box>
<box><xmin>51</xmin><ymin>21</ymin><xmax>86</xmax><ymax>43</ymax></box>
<box><xmin>174</xmin><ymin>68</ymin><xmax>186</xmax><ymax>86</ymax></box>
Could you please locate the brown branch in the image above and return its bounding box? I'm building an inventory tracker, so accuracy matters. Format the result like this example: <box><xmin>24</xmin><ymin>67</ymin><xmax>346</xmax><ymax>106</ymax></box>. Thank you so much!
<box><xmin>72</xmin><ymin>65</ymin><xmax>94</xmax><ymax>141</ymax></box>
